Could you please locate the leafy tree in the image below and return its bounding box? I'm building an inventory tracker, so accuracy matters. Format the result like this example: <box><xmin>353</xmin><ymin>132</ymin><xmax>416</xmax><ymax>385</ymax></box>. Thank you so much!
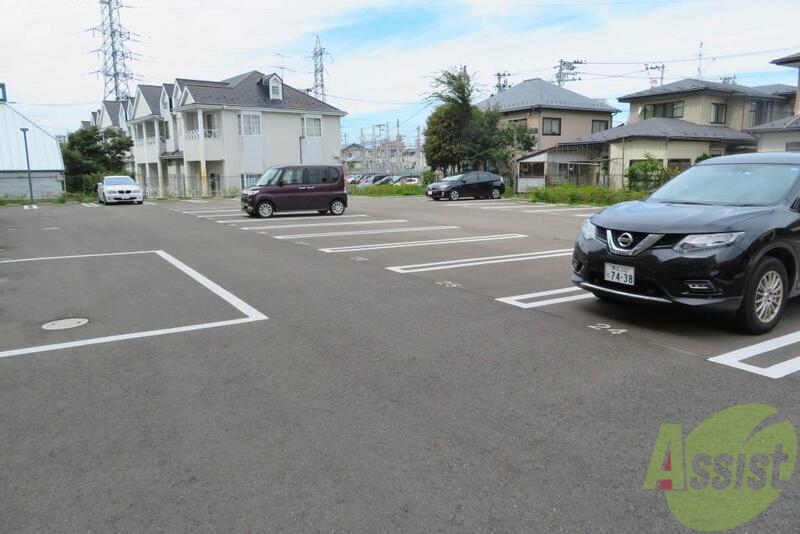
<box><xmin>423</xmin><ymin>66</ymin><xmax>536</xmax><ymax>176</ymax></box>
<box><xmin>626</xmin><ymin>153</ymin><xmax>680</xmax><ymax>191</ymax></box>
<box><xmin>62</xmin><ymin>126</ymin><xmax>132</xmax><ymax>177</ymax></box>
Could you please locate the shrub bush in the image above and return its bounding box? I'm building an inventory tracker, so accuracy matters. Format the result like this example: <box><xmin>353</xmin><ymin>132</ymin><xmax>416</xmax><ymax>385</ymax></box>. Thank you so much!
<box><xmin>529</xmin><ymin>184</ymin><xmax>646</xmax><ymax>206</ymax></box>
<box><xmin>347</xmin><ymin>184</ymin><xmax>427</xmax><ymax>196</ymax></box>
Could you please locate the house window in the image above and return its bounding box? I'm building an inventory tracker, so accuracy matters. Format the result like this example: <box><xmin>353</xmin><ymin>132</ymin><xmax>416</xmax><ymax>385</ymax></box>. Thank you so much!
<box><xmin>710</xmin><ymin>103</ymin><xmax>727</xmax><ymax>124</ymax></box>
<box><xmin>303</xmin><ymin>116</ymin><xmax>322</xmax><ymax>137</ymax></box>
<box><xmin>787</xmin><ymin>142</ymin><xmax>800</xmax><ymax>152</ymax></box>
<box><xmin>542</xmin><ymin>117</ymin><xmax>561</xmax><ymax>136</ymax></box>
<box><xmin>508</xmin><ymin>118</ymin><xmax>527</xmax><ymax>127</ymax></box>
<box><xmin>271</xmin><ymin>84</ymin><xmax>280</xmax><ymax>98</ymax></box>
<box><xmin>667</xmin><ymin>159</ymin><xmax>691</xmax><ymax>172</ymax></box>
<box><xmin>592</xmin><ymin>120</ymin><xmax>609</xmax><ymax>133</ymax></box>
<box><xmin>238</xmin><ymin>113</ymin><xmax>262</xmax><ymax>136</ymax></box>
<box><xmin>643</xmin><ymin>101</ymin><xmax>684</xmax><ymax>119</ymax></box>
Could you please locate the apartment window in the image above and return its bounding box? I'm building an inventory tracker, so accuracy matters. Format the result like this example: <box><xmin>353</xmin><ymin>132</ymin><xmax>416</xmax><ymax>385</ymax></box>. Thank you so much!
<box><xmin>787</xmin><ymin>142</ymin><xmax>800</xmax><ymax>152</ymax></box>
<box><xmin>667</xmin><ymin>159</ymin><xmax>691</xmax><ymax>172</ymax></box>
<box><xmin>241</xmin><ymin>174</ymin><xmax>260</xmax><ymax>188</ymax></box>
<box><xmin>238</xmin><ymin>113</ymin><xmax>262</xmax><ymax>136</ymax></box>
<box><xmin>303</xmin><ymin>116</ymin><xmax>322</xmax><ymax>137</ymax></box>
<box><xmin>710</xmin><ymin>103</ymin><xmax>727</xmax><ymax>124</ymax></box>
<box><xmin>643</xmin><ymin>101</ymin><xmax>684</xmax><ymax>119</ymax></box>
<box><xmin>591</xmin><ymin>120</ymin><xmax>609</xmax><ymax>133</ymax></box>
<box><xmin>542</xmin><ymin>117</ymin><xmax>561</xmax><ymax>136</ymax></box>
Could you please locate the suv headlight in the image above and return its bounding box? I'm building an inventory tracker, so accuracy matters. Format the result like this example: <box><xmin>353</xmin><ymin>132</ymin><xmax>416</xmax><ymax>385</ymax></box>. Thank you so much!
<box><xmin>673</xmin><ymin>232</ymin><xmax>744</xmax><ymax>253</ymax></box>
<box><xmin>580</xmin><ymin>219</ymin><xmax>597</xmax><ymax>241</ymax></box>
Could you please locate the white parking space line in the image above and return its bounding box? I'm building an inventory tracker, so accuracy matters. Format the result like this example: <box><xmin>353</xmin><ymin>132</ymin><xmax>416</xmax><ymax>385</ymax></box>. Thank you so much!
<box><xmin>708</xmin><ymin>332</ymin><xmax>800</xmax><ymax>379</ymax></box>
<box><xmin>319</xmin><ymin>234</ymin><xmax>528</xmax><ymax>253</ymax></box>
<box><xmin>240</xmin><ymin>218</ymin><xmax>397</xmax><ymax>230</ymax></box>
<box><xmin>179</xmin><ymin>199</ymin><xmax>208</xmax><ymax>203</ymax></box>
<box><xmin>273</xmin><ymin>226</ymin><xmax>459</xmax><ymax>239</ymax></box>
<box><xmin>22</xmin><ymin>205</ymin><xmax>38</xmax><ymax>210</ymax></box>
<box><xmin>522</xmin><ymin>207</ymin><xmax>601</xmax><ymax>214</ymax></box>
<box><xmin>480</xmin><ymin>204</ymin><xmax>555</xmax><ymax>210</ymax></box>
<box><xmin>144</xmin><ymin>201</ymin><xmax>157</xmax><ymax>206</ymax></box>
<box><xmin>445</xmin><ymin>202</ymin><xmax>525</xmax><ymax>208</ymax></box>
<box><xmin>197</xmin><ymin>213</ymin><xmax>249</xmax><ymax>218</ymax></box>
<box><xmin>180</xmin><ymin>209</ymin><xmax>242</xmax><ymax>214</ymax></box>
<box><xmin>0</xmin><ymin>250</ymin><xmax>267</xmax><ymax>360</ymax></box>
<box><xmin>81</xmin><ymin>203</ymin><xmax>99</xmax><ymax>208</ymax></box>
<box><xmin>386</xmin><ymin>248</ymin><xmax>573</xmax><ymax>273</ymax></box>
<box><xmin>495</xmin><ymin>286</ymin><xmax>594</xmax><ymax>309</ymax></box>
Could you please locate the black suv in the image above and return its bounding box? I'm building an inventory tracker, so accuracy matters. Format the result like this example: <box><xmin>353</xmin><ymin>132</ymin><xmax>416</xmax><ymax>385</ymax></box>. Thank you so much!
<box><xmin>572</xmin><ymin>152</ymin><xmax>800</xmax><ymax>333</ymax></box>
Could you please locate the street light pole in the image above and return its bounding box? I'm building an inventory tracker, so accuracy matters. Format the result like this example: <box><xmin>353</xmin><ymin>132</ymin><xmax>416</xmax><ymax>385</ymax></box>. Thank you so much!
<box><xmin>19</xmin><ymin>128</ymin><xmax>34</xmax><ymax>205</ymax></box>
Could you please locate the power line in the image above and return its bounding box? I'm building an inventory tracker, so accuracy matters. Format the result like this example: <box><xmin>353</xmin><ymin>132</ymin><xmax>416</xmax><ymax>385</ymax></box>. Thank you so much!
<box><xmin>584</xmin><ymin>45</ymin><xmax>800</xmax><ymax>66</ymax></box>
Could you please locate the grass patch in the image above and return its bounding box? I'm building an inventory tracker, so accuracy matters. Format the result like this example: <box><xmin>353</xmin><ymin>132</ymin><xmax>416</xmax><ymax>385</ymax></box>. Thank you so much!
<box><xmin>347</xmin><ymin>184</ymin><xmax>427</xmax><ymax>197</ymax></box>
<box><xmin>529</xmin><ymin>185</ymin><xmax>646</xmax><ymax>206</ymax></box>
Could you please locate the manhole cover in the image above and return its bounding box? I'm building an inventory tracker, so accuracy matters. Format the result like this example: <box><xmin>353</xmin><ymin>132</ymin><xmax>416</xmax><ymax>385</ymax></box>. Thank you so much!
<box><xmin>42</xmin><ymin>318</ymin><xmax>89</xmax><ymax>330</ymax></box>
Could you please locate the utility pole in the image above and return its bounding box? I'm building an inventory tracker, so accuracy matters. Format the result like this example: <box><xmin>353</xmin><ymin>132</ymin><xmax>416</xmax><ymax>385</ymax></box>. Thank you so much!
<box><xmin>312</xmin><ymin>35</ymin><xmax>326</xmax><ymax>102</ymax></box>
<box><xmin>92</xmin><ymin>0</ymin><xmax>134</xmax><ymax>101</ymax></box>
<box><xmin>385</xmin><ymin>122</ymin><xmax>390</xmax><ymax>172</ymax></box>
<box><xmin>495</xmin><ymin>71</ymin><xmax>510</xmax><ymax>93</ymax></box>
<box><xmin>644</xmin><ymin>64</ymin><xmax>666</xmax><ymax>87</ymax></box>
<box><xmin>554</xmin><ymin>59</ymin><xmax>584</xmax><ymax>87</ymax></box>
<box><xmin>416</xmin><ymin>126</ymin><xmax>421</xmax><ymax>168</ymax></box>
<box><xmin>19</xmin><ymin>128</ymin><xmax>34</xmax><ymax>205</ymax></box>
<box><xmin>697</xmin><ymin>42</ymin><xmax>704</xmax><ymax>79</ymax></box>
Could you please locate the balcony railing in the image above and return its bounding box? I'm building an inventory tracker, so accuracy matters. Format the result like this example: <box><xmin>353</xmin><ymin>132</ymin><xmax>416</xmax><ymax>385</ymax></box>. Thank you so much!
<box><xmin>184</xmin><ymin>129</ymin><xmax>223</xmax><ymax>140</ymax></box>
<box><xmin>134</xmin><ymin>136</ymin><xmax>166</xmax><ymax>147</ymax></box>
<box><xmin>748</xmin><ymin>110</ymin><xmax>794</xmax><ymax>129</ymax></box>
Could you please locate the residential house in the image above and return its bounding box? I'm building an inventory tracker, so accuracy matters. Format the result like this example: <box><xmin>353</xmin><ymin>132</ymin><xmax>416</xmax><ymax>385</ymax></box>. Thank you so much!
<box><xmin>0</xmin><ymin>100</ymin><xmax>65</xmax><ymax>199</ymax></box>
<box><xmin>744</xmin><ymin>52</ymin><xmax>800</xmax><ymax>152</ymax></box>
<box><xmin>97</xmin><ymin>100</ymin><xmax>124</xmax><ymax>130</ymax></box>
<box><xmin>127</xmin><ymin>70</ymin><xmax>346</xmax><ymax>197</ymax></box>
<box><xmin>555</xmin><ymin>118</ymin><xmax>756</xmax><ymax>189</ymax></box>
<box><xmin>477</xmin><ymin>78</ymin><xmax>620</xmax><ymax>153</ymax></box>
<box><xmin>341</xmin><ymin>142</ymin><xmax>371</xmax><ymax>172</ymax></box>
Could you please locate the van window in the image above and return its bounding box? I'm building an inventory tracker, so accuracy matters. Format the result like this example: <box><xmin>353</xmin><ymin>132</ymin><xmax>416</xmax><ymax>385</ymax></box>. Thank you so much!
<box><xmin>307</xmin><ymin>168</ymin><xmax>327</xmax><ymax>184</ymax></box>
<box><xmin>326</xmin><ymin>167</ymin><xmax>340</xmax><ymax>183</ymax></box>
<box><xmin>282</xmin><ymin>168</ymin><xmax>305</xmax><ymax>184</ymax></box>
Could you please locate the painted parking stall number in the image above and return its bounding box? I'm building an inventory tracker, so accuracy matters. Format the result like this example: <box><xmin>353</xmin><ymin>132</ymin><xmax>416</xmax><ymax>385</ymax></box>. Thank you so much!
<box><xmin>588</xmin><ymin>323</ymin><xmax>627</xmax><ymax>335</ymax></box>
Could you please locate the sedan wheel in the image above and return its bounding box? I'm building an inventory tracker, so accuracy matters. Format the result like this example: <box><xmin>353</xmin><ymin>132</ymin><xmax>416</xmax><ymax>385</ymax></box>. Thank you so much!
<box><xmin>448</xmin><ymin>189</ymin><xmax>460</xmax><ymax>201</ymax></box>
<box><xmin>737</xmin><ymin>257</ymin><xmax>787</xmax><ymax>334</ymax></box>
<box><xmin>257</xmin><ymin>201</ymin><xmax>274</xmax><ymax>218</ymax></box>
<box><xmin>491</xmin><ymin>187</ymin><xmax>501</xmax><ymax>199</ymax></box>
<box><xmin>329</xmin><ymin>199</ymin><xmax>346</xmax><ymax>216</ymax></box>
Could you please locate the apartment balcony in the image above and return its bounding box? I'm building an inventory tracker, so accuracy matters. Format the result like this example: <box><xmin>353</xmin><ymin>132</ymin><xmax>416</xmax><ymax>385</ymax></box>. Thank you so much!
<box><xmin>132</xmin><ymin>136</ymin><xmax>166</xmax><ymax>163</ymax></box>
<box><xmin>747</xmin><ymin>110</ymin><xmax>794</xmax><ymax>129</ymax></box>
<box><xmin>183</xmin><ymin>129</ymin><xmax>224</xmax><ymax>161</ymax></box>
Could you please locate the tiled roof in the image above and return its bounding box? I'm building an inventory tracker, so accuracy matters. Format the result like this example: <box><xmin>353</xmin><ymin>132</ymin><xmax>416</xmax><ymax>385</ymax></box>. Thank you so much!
<box><xmin>559</xmin><ymin>117</ymin><xmax>756</xmax><ymax>145</ymax></box>
<box><xmin>619</xmin><ymin>79</ymin><xmax>784</xmax><ymax>102</ymax></box>
<box><xmin>745</xmin><ymin>115</ymin><xmax>800</xmax><ymax>132</ymax></box>
<box><xmin>477</xmin><ymin>78</ymin><xmax>619</xmax><ymax>113</ymax></box>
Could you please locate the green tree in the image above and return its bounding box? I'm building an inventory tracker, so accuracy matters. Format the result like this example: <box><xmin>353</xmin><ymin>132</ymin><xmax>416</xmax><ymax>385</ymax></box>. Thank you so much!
<box><xmin>62</xmin><ymin>126</ymin><xmax>132</xmax><ymax>177</ymax></box>
<box><xmin>626</xmin><ymin>153</ymin><xmax>680</xmax><ymax>191</ymax></box>
<box><xmin>424</xmin><ymin>104</ymin><xmax>468</xmax><ymax>173</ymax></box>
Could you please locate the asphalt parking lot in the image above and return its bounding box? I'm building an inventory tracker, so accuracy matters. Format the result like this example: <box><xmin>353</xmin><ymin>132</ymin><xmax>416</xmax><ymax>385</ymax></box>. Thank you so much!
<box><xmin>2</xmin><ymin>196</ymin><xmax>799</xmax><ymax>531</ymax></box>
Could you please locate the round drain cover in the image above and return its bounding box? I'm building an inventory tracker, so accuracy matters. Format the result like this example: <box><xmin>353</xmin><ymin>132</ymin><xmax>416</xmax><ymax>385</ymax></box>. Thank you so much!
<box><xmin>42</xmin><ymin>318</ymin><xmax>89</xmax><ymax>330</ymax></box>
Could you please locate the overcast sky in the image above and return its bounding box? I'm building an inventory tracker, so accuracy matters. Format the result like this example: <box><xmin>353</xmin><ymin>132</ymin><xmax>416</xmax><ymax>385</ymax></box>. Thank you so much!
<box><xmin>1</xmin><ymin>0</ymin><xmax>798</xmax><ymax>142</ymax></box>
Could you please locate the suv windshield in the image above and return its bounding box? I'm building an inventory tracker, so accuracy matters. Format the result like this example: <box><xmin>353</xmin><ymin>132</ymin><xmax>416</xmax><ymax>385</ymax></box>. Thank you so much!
<box><xmin>256</xmin><ymin>168</ymin><xmax>282</xmax><ymax>186</ymax></box>
<box><xmin>649</xmin><ymin>163</ymin><xmax>800</xmax><ymax>206</ymax></box>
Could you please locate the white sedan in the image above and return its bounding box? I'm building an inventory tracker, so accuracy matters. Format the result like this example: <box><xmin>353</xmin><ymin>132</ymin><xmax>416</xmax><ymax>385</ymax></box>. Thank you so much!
<box><xmin>97</xmin><ymin>176</ymin><xmax>143</xmax><ymax>204</ymax></box>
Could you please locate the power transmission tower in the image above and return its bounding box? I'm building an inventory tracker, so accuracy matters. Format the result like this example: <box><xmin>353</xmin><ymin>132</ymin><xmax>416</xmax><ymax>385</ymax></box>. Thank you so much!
<box><xmin>495</xmin><ymin>71</ymin><xmax>510</xmax><ymax>93</ymax></box>
<box><xmin>554</xmin><ymin>59</ymin><xmax>584</xmax><ymax>87</ymax></box>
<box><xmin>644</xmin><ymin>64</ymin><xmax>665</xmax><ymax>87</ymax></box>
<box><xmin>312</xmin><ymin>35</ymin><xmax>326</xmax><ymax>102</ymax></box>
<box><xmin>92</xmin><ymin>0</ymin><xmax>134</xmax><ymax>101</ymax></box>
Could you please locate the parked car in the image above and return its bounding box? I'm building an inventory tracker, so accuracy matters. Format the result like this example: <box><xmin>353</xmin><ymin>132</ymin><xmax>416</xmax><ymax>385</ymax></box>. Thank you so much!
<box><xmin>374</xmin><ymin>175</ymin><xmax>395</xmax><ymax>185</ymax></box>
<box><xmin>97</xmin><ymin>175</ymin><xmax>143</xmax><ymax>204</ymax></box>
<box><xmin>572</xmin><ymin>152</ymin><xmax>800</xmax><ymax>334</ymax></box>
<box><xmin>241</xmin><ymin>165</ymin><xmax>347</xmax><ymax>218</ymax></box>
<box><xmin>392</xmin><ymin>175</ymin><xmax>421</xmax><ymax>185</ymax></box>
<box><xmin>426</xmin><ymin>171</ymin><xmax>505</xmax><ymax>200</ymax></box>
<box><xmin>357</xmin><ymin>174</ymin><xmax>390</xmax><ymax>188</ymax></box>
<box><xmin>345</xmin><ymin>174</ymin><xmax>362</xmax><ymax>185</ymax></box>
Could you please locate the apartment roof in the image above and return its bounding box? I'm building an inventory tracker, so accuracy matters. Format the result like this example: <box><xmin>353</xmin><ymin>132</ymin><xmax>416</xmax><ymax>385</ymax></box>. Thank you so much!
<box><xmin>181</xmin><ymin>71</ymin><xmax>345</xmax><ymax>115</ymax></box>
<box><xmin>137</xmin><ymin>85</ymin><xmax>164</xmax><ymax>117</ymax></box>
<box><xmin>618</xmin><ymin>78</ymin><xmax>784</xmax><ymax>102</ymax></box>
<box><xmin>477</xmin><ymin>78</ymin><xmax>619</xmax><ymax>113</ymax></box>
<box><xmin>559</xmin><ymin>117</ymin><xmax>756</xmax><ymax>146</ymax></box>
<box><xmin>101</xmin><ymin>100</ymin><xmax>122</xmax><ymax>127</ymax></box>
<box><xmin>772</xmin><ymin>52</ymin><xmax>800</xmax><ymax>67</ymax></box>
<box><xmin>745</xmin><ymin>114</ymin><xmax>800</xmax><ymax>132</ymax></box>
<box><xmin>0</xmin><ymin>103</ymin><xmax>65</xmax><ymax>171</ymax></box>
<box><xmin>753</xmin><ymin>84</ymin><xmax>798</xmax><ymax>97</ymax></box>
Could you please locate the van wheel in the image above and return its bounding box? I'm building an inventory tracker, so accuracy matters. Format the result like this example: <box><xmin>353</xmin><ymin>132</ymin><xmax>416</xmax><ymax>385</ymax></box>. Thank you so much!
<box><xmin>736</xmin><ymin>257</ymin><xmax>787</xmax><ymax>334</ymax></box>
<box><xmin>329</xmin><ymin>199</ymin><xmax>346</xmax><ymax>216</ymax></box>
<box><xmin>257</xmin><ymin>201</ymin><xmax>274</xmax><ymax>218</ymax></box>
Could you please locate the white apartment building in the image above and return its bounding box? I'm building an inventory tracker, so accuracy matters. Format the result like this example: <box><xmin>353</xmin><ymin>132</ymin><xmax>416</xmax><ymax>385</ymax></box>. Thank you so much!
<box><xmin>125</xmin><ymin>71</ymin><xmax>346</xmax><ymax>197</ymax></box>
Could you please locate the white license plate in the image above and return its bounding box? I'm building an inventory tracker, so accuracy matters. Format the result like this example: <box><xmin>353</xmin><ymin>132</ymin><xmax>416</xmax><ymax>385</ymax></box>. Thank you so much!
<box><xmin>605</xmin><ymin>263</ymin><xmax>635</xmax><ymax>286</ymax></box>
<box><xmin>426</xmin><ymin>190</ymin><xmax>432</xmax><ymax>195</ymax></box>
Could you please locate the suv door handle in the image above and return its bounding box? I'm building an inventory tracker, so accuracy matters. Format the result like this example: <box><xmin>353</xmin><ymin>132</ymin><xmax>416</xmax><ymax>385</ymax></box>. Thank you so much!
<box><xmin>303</xmin><ymin>186</ymin><xmax>316</xmax><ymax>190</ymax></box>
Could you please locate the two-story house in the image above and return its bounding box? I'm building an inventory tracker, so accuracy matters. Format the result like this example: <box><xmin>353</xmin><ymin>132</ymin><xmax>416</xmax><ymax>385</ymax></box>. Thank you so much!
<box><xmin>127</xmin><ymin>71</ymin><xmax>346</xmax><ymax>197</ymax></box>
<box><xmin>477</xmin><ymin>78</ymin><xmax>619</xmax><ymax>192</ymax></box>
<box><xmin>745</xmin><ymin>52</ymin><xmax>800</xmax><ymax>152</ymax></box>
